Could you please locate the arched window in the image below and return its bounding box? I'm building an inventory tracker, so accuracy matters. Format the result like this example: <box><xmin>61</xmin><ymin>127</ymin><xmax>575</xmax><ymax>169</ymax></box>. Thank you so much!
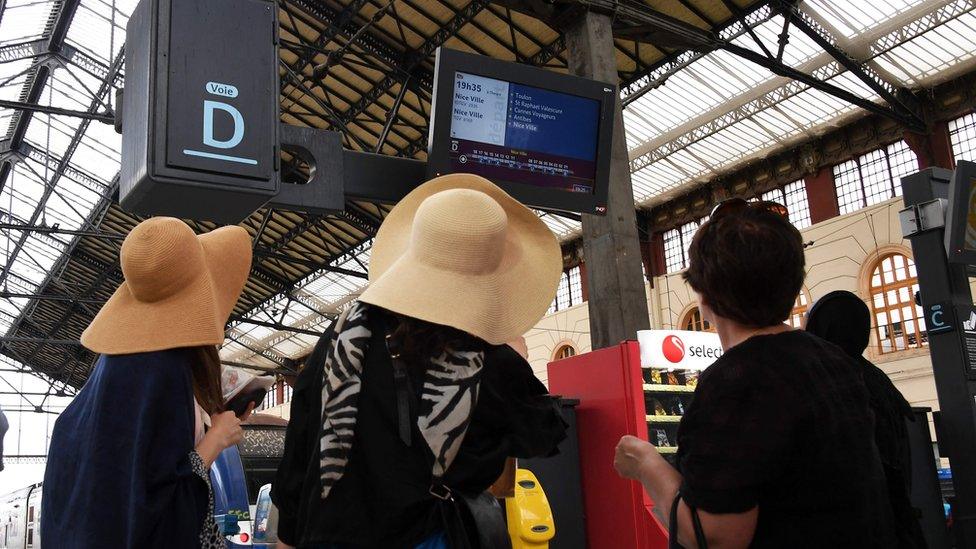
<box><xmin>682</xmin><ymin>307</ymin><xmax>714</xmax><ymax>332</ymax></box>
<box><xmin>869</xmin><ymin>253</ymin><xmax>926</xmax><ymax>354</ymax></box>
<box><xmin>787</xmin><ymin>291</ymin><xmax>810</xmax><ymax>329</ymax></box>
<box><xmin>553</xmin><ymin>344</ymin><xmax>577</xmax><ymax>361</ymax></box>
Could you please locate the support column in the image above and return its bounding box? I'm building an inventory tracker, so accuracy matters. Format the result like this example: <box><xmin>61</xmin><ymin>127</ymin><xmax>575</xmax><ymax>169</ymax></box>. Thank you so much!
<box><xmin>905</xmin><ymin>121</ymin><xmax>956</xmax><ymax>170</ymax></box>
<box><xmin>565</xmin><ymin>12</ymin><xmax>650</xmax><ymax>349</ymax></box>
<box><xmin>578</xmin><ymin>262</ymin><xmax>590</xmax><ymax>302</ymax></box>
<box><xmin>804</xmin><ymin>166</ymin><xmax>840</xmax><ymax>225</ymax></box>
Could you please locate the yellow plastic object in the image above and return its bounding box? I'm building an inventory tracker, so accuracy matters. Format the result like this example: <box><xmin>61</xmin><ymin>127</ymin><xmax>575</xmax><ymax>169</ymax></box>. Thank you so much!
<box><xmin>506</xmin><ymin>469</ymin><xmax>556</xmax><ymax>548</ymax></box>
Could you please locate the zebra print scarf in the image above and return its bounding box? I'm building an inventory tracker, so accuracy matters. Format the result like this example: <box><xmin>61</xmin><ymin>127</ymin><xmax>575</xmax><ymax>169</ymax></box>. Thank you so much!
<box><xmin>319</xmin><ymin>301</ymin><xmax>485</xmax><ymax>499</ymax></box>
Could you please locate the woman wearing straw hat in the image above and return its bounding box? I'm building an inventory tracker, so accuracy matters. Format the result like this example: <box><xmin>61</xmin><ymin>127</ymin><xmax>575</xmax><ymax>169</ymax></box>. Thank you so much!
<box><xmin>41</xmin><ymin>217</ymin><xmax>254</xmax><ymax>549</ymax></box>
<box><xmin>272</xmin><ymin>174</ymin><xmax>567</xmax><ymax>549</ymax></box>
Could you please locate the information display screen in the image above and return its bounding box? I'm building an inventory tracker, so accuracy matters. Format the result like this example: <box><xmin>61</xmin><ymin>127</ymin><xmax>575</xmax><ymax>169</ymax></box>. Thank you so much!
<box><xmin>945</xmin><ymin>161</ymin><xmax>976</xmax><ymax>264</ymax></box>
<box><xmin>447</xmin><ymin>72</ymin><xmax>601</xmax><ymax>194</ymax></box>
<box><xmin>428</xmin><ymin>48</ymin><xmax>614</xmax><ymax>215</ymax></box>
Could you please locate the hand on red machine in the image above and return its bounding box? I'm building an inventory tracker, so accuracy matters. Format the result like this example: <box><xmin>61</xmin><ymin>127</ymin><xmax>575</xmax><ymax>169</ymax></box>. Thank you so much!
<box><xmin>614</xmin><ymin>435</ymin><xmax>662</xmax><ymax>481</ymax></box>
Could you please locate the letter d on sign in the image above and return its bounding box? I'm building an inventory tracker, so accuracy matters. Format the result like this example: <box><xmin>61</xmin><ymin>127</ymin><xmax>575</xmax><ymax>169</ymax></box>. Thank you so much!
<box><xmin>203</xmin><ymin>100</ymin><xmax>245</xmax><ymax>149</ymax></box>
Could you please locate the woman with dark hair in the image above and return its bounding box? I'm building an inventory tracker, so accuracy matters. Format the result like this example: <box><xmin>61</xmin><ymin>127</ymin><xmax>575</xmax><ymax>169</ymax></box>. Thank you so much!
<box><xmin>271</xmin><ymin>174</ymin><xmax>567</xmax><ymax>549</ymax></box>
<box><xmin>41</xmin><ymin>217</ymin><xmax>255</xmax><ymax>548</ymax></box>
<box><xmin>614</xmin><ymin>199</ymin><xmax>896</xmax><ymax>548</ymax></box>
<box><xmin>806</xmin><ymin>290</ymin><xmax>926</xmax><ymax>548</ymax></box>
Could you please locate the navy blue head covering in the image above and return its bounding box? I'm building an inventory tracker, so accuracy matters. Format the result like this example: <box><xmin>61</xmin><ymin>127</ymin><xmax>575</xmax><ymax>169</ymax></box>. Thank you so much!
<box><xmin>41</xmin><ymin>349</ymin><xmax>210</xmax><ymax>548</ymax></box>
<box><xmin>805</xmin><ymin>290</ymin><xmax>872</xmax><ymax>357</ymax></box>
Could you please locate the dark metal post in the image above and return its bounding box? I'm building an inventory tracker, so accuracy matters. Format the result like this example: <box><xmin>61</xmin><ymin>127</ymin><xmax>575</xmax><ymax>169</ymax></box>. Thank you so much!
<box><xmin>902</xmin><ymin>168</ymin><xmax>976</xmax><ymax>548</ymax></box>
<box><xmin>564</xmin><ymin>12</ymin><xmax>650</xmax><ymax>349</ymax></box>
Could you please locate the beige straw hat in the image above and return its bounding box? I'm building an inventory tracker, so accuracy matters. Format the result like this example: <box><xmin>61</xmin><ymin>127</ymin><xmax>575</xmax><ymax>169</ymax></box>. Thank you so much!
<box><xmin>81</xmin><ymin>217</ymin><xmax>252</xmax><ymax>355</ymax></box>
<box><xmin>360</xmin><ymin>173</ymin><xmax>562</xmax><ymax>345</ymax></box>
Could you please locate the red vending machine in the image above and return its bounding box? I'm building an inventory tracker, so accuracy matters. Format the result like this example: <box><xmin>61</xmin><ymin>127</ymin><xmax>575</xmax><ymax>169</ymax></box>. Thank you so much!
<box><xmin>548</xmin><ymin>341</ymin><xmax>669</xmax><ymax>549</ymax></box>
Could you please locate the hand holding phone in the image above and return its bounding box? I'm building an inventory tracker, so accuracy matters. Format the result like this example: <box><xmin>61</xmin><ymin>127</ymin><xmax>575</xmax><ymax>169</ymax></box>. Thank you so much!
<box><xmin>225</xmin><ymin>388</ymin><xmax>266</xmax><ymax>418</ymax></box>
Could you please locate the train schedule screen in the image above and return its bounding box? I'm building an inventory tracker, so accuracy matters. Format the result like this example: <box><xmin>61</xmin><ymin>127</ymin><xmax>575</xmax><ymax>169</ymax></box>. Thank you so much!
<box><xmin>447</xmin><ymin>71</ymin><xmax>601</xmax><ymax>194</ymax></box>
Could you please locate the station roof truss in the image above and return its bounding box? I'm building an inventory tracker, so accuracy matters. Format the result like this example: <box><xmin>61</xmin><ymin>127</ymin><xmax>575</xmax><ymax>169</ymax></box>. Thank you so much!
<box><xmin>0</xmin><ymin>0</ymin><xmax>972</xmax><ymax>390</ymax></box>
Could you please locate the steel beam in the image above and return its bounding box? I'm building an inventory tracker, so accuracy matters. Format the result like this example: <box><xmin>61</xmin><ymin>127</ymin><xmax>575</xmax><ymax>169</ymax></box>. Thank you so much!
<box><xmin>0</xmin><ymin>48</ymin><xmax>123</xmax><ymax>290</ymax></box>
<box><xmin>334</xmin><ymin>0</ymin><xmax>490</xmax><ymax>154</ymax></box>
<box><xmin>229</xmin><ymin>316</ymin><xmax>323</xmax><ymax>337</ymax></box>
<box><xmin>627</xmin><ymin>0</ymin><xmax>966</xmax><ymax>176</ymax></box>
<box><xmin>0</xmin><ymin>0</ymin><xmax>82</xmax><ymax>193</ymax></box>
<box><xmin>0</xmin><ymin>222</ymin><xmax>125</xmax><ymax>240</ymax></box>
<box><xmin>0</xmin><ymin>292</ymin><xmax>104</xmax><ymax>304</ymax></box>
<box><xmin>775</xmin><ymin>0</ymin><xmax>923</xmax><ymax>127</ymax></box>
<box><xmin>0</xmin><ymin>99</ymin><xmax>114</xmax><ymax>123</ymax></box>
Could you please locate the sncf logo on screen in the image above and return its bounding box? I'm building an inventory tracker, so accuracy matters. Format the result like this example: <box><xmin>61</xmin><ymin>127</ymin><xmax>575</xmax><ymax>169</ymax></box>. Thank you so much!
<box><xmin>639</xmin><ymin>330</ymin><xmax>723</xmax><ymax>370</ymax></box>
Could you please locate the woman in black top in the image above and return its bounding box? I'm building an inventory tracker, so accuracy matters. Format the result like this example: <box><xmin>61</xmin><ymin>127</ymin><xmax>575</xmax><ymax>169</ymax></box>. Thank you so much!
<box><xmin>806</xmin><ymin>290</ymin><xmax>926</xmax><ymax>548</ymax></box>
<box><xmin>614</xmin><ymin>199</ymin><xmax>896</xmax><ymax>548</ymax></box>
<box><xmin>271</xmin><ymin>174</ymin><xmax>567</xmax><ymax>549</ymax></box>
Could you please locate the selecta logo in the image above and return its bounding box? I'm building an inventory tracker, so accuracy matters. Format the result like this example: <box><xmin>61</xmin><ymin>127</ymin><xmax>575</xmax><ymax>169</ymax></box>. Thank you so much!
<box><xmin>662</xmin><ymin>335</ymin><xmax>685</xmax><ymax>363</ymax></box>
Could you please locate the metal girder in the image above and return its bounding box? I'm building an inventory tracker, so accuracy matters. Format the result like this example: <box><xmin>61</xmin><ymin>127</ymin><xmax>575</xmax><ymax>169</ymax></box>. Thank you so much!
<box><xmin>627</xmin><ymin>0</ymin><xmax>960</xmax><ymax>175</ymax></box>
<box><xmin>0</xmin><ymin>99</ymin><xmax>114</xmax><ymax>123</ymax></box>
<box><xmin>0</xmin><ymin>337</ymin><xmax>79</xmax><ymax>345</ymax></box>
<box><xmin>630</xmin><ymin>61</ymin><xmax>840</xmax><ymax>172</ymax></box>
<box><xmin>253</xmin><ymin>248</ymin><xmax>368</xmax><ymax>279</ymax></box>
<box><xmin>774</xmin><ymin>0</ymin><xmax>923</xmax><ymax>128</ymax></box>
<box><xmin>334</xmin><ymin>0</ymin><xmax>491</xmax><ymax>155</ymax></box>
<box><xmin>718</xmin><ymin>0</ymin><xmax>774</xmax><ymax>58</ymax></box>
<box><xmin>615</xmin><ymin>0</ymin><xmax>925</xmax><ymax>132</ymax></box>
<box><xmin>16</xmin><ymin>141</ymin><xmax>116</xmax><ymax>193</ymax></box>
<box><xmin>719</xmin><ymin>46</ymin><xmax>921</xmax><ymax>133</ymax></box>
<box><xmin>0</xmin><ymin>39</ymin><xmax>46</xmax><ymax>63</ymax></box>
<box><xmin>871</xmin><ymin>0</ymin><xmax>975</xmax><ymax>56</ymax></box>
<box><xmin>0</xmin><ymin>291</ymin><xmax>103</xmax><ymax>304</ymax></box>
<box><xmin>0</xmin><ymin>47</ymin><xmax>123</xmax><ymax>290</ymax></box>
<box><xmin>0</xmin><ymin>0</ymin><xmax>81</xmax><ymax>160</ymax></box>
<box><xmin>284</xmin><ymin>0</ymin><xmax>414</xmax><ymax>84</ymax></box>
<box><xmin>224</xmin><ymin>331</ymin><xmax>296</xmax><ymax>372</ymax></box>
<box><xmin>228</xmin><ymin>316</ymin><xmax>323</xmax><ymax>337</ymax></box>
<box><xmin>0</xmin><ymin>181</ymin><xmax>119</xmax><ymax>387</ymax></box>
<box><xmin>0</xmin><ymin>222</ymin><xmax>125</xmax><ymax>240</ymax></box>
<box><xmin>375</xmin><ymin>75</ymin><xmax>410</xmax><ymax>153</ymax></box>
<box><xmin>3</xmin><ymin>456</ymin><xmax>47</xmax><ymax>464</ymax></box>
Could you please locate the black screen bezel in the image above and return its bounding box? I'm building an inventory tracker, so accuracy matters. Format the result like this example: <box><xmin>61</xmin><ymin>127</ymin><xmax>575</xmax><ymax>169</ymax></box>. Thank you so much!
<box><xmin>945</xmin><ymin>160</ymin><xmax>976</xmax><ymax>264</ymax></box>
<box><xmin>427</xmin><ymin>47</ymin><xmax>614</xmax><ymax>215</ymax></box>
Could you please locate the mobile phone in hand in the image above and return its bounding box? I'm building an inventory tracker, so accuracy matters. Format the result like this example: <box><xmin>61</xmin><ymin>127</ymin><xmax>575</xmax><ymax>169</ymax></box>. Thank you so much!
<box><xmin>226</xmin><ymin>388</ymin><xmax>267</xmax><ymax>417</ymax></box>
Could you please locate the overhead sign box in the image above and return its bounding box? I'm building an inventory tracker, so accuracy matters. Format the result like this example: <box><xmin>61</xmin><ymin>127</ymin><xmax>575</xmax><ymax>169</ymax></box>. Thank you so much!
<box><xmin>427</xmin><ymin>48</ymin><xmax>614</xmax><ymax>215</ymax></box>
<box><xmin>637</xmin><ymin>330</ymin><xmax>724</xmax><ymax>371</ymax></box>
<box><xmin>120</xmin><ymin>0</ymin><xmax>280</xmax><ymax>223</ymax></box>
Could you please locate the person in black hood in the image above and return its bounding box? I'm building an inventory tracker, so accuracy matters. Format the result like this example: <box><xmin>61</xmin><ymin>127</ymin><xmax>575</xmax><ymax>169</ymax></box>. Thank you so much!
<box><xmin>806</xmin><ymin>290</ymin><xmax>926</xmax><ymax>548</ymax></box>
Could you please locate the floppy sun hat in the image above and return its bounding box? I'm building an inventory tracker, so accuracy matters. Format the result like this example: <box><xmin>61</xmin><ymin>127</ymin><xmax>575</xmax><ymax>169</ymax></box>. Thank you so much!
<box><xmin>359</xmin><ymin>173</ymin><xmax>562</xmax><ymax>346</ymax></box>
<box><xmin>81</xmin><ymin>217</ymin><xmax>252</xmax><ymax>355</ymax></box>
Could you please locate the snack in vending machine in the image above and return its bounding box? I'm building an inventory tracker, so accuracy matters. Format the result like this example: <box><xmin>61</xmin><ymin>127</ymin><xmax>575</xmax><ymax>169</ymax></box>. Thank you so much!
<box><xmin>666</xmin><ymin>371</ymin><xmax>680</xmax><ymax>386</ymax></box>
<box><xmin>651</xmin><ymin>428</ymin><xmax>670</xmax><ymax>447</ymax></box>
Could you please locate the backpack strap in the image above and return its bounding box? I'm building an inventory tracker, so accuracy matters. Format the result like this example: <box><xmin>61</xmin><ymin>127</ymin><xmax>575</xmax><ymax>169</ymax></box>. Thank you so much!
<box><xmin>383</xmin><ymin>317</ymin><xmax>414</xmax><ymax>447</ymax></box>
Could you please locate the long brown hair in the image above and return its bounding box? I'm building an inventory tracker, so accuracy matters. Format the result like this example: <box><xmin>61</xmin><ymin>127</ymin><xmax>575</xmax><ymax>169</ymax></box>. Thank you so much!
<box><xmin>190</xmin><ymin>346</ymin><xmax>224</xmax><ymax>415</ymax></box>
<box><xmin>390</xmin><ymin>313</ymin><xmax>485</xmax><ymax>367</ymax></box>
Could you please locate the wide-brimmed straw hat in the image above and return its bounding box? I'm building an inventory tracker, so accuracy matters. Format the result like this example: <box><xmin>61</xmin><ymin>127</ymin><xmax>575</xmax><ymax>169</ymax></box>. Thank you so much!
<box><xmin>359</xmin><ymin>173</ymin><xmax>562</xmax><ymax>345</ymax></box>
<box><xmin>81</xmin><ymin>217</ymin><xmax>252</xmax><ymax>355</ymax></box>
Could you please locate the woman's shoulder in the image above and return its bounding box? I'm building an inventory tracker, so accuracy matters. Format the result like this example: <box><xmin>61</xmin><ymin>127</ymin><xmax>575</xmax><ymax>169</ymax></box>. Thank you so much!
<box><xmin>701</xmin><ymin>330</ymin><xmax>843</xmax><ymax>384</ymax></box>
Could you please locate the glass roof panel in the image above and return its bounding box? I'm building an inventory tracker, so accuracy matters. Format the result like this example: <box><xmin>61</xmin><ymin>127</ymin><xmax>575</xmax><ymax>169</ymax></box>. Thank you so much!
<box><xmin>625</xmin><ymin>0</ymin><xmax>970</xmax><ymax>207</ymax></box>
<box><xmin>0</xmin><ymin>59</ymin><xmax>35</xmax><ymax>103</ymax></box>
<box><xmin>65</xmin><ymin>0</ymin><xmax>134</xmax><ymax>64</ymax></box>
<box><xmin>803</xmin><ymin>0</ymin><xmax>927</xmax><ymax>38</ymax></box>
<box><xmin>0</xmin><ymin>0</ymin><xmax>57</xmax><ymax>44</ymax></box>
